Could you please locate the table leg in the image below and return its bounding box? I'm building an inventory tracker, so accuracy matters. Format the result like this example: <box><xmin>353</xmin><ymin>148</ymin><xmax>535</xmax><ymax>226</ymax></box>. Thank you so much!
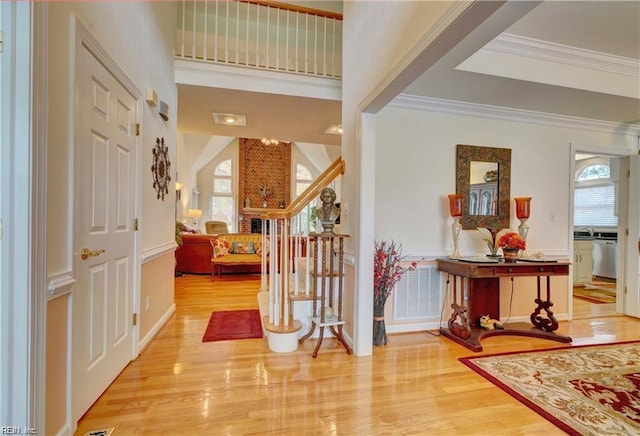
<box><xmin>530</xmin><ymin>275</ymin><xmax>559</xmax><ymax>332</ymax></box>
<box><xmin>446</xmin><ymin>274</ymin><xmax>471</xmax><ymax>339</ymax></box>
<box><xmin>329</xmin><ymin>325</ymin><xmax>353</xmax><ymax>355</ymax></box>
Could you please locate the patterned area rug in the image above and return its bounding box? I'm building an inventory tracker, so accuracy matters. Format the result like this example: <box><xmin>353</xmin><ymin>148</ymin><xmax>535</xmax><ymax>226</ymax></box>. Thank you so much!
<box><xmin>460</xmin><ymin>342</ymin><xmax>640</xmax><ymax>435</ymax></box>
<box><xmin>574</xmin><ymin>285</ymin><xmax>616</xmax><ymax>304</ymax></box>
<box><xmin>202</xmin><ymin>309</ymin><xmax>263</xmax><ymax>342</ymax></box>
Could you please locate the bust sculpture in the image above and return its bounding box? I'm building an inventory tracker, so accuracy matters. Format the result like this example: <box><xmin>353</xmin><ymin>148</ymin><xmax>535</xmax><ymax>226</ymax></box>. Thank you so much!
<box><xmin>316</xmin><ymin>187</ymin><xmax>340</xmax><ymax>234</ymax></box>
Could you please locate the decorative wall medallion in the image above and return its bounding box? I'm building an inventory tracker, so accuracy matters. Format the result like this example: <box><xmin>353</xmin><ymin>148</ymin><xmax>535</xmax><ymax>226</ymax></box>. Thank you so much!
<box><xmin>151</xmin><ymin>137</ymin><xmax>171</xmax><ymax>200</ymax></box>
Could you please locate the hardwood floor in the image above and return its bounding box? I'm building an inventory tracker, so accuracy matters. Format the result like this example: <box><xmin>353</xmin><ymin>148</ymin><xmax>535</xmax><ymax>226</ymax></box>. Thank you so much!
<box><xmin>75</xmin><ymin>274</ymin><xmax>640</xmax><ymax>435</ymax></box>
<box><xmin>573</xmin><ymin>278</ymin><xmax>618</xmax><ymax>319</ymax></box>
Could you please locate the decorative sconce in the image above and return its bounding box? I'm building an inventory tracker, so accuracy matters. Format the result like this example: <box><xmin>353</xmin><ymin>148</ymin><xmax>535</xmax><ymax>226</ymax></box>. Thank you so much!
<box><xmin>187</xmin><ymin>208</ymin><xmax>202</xmax><ymax>229</ymax></box>
<box><xmin>259</xmin><ymin>183</ymin><xmax>272</xmax><ymax>208</ymax></box>
<box><xmin>448</xmin><ymin>194</ymin><xmax>464</xmax><ymax>259</ymax></box>
<box><xmin>175</xmin><ymin>182</ymin><xmax>184</xmax><ymax>201</ymax></box>
<box><xmin>514</xmin><ymin>197</ymin><xmax>532</xmax><ymax>257</ymax></box>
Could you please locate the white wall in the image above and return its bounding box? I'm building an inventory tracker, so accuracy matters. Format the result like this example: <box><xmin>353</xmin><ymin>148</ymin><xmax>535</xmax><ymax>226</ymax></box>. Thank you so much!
<box><xmin>45</xmin><ymin>3</ymin><xmax>178</xmax><ymax>433</ymax></box>
<box><xmin>47</xmin><ymin>2</ymin><xmax>178</xmax><ymax>271</ymax></box>
<box><xmin>375</xmin><ymin>103</ymin><xmax>636</xmax><ymax>324</ymax></box>
<box><xmin>342</xmin><ymin>1</ymin><xmax>465</xmax><ymax>356</ymax></box>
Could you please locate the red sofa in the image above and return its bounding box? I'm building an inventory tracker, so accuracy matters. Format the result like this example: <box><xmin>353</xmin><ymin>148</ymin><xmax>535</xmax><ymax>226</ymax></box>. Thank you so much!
<box><xmin>175</xmin><ymin>233</ymin><xmax>218</xmax><ymax>274</ymax></box>
<box><xmin>175</xmin><ymin>232</ymin><xmax>307</xmax><ymax>276</ymax></box>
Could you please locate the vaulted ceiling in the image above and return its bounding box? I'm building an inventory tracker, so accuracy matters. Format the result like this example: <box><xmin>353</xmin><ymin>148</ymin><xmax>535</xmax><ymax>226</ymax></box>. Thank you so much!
<box><xmin>177</xmin><ymin>1</ymin><xmax>639</xmax><ymax>144</ymax></box>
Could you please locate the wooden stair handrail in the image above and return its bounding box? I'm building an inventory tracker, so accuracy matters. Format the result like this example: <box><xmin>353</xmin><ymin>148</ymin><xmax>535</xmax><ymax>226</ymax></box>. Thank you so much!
<box><xmin>244</xmin><ymin>157</ymin><xmax>345</xmax><ymax>220</ymax></box>
<box><xmin>237</xmin><ymin>0</ymin><xmax>343</xmax><ymax>20</ymax></box>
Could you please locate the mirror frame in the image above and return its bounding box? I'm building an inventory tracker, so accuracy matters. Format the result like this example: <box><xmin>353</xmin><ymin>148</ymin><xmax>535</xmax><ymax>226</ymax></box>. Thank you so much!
<box><xmin>456</xmin><ymin>144</ymin><xmax>511</xmax><ymax>230</ymax></box>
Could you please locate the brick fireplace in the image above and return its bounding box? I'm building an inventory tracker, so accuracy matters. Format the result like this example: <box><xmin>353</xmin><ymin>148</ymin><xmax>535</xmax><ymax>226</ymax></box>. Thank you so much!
<box><xmin>238</xmin><ymin>138</ymin><xmax>291</xmax><ymax>232</ymax></box>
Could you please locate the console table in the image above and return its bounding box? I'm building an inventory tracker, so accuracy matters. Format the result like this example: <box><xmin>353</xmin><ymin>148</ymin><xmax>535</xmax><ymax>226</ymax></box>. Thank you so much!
<box><xmin>436</xmin><ymin>258</ymin><xmax>572</xmax><ymax>352</ymax></box>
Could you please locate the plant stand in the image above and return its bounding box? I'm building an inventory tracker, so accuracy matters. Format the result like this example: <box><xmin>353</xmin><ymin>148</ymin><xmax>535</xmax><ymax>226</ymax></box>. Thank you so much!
<box><xmin>299</xmin><ymin>233</ymin><xmax>353</xmax><ymax>358</ymax></box>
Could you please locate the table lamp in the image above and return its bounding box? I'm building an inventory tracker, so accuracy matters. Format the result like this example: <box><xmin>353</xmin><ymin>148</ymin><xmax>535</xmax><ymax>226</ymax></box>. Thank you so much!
<box><xmin>448</xmin><ymin>194</ymin><xmax>464</xmax><ymax>259</ymax></box>
<box><xmin>514</xmin><ymin>197</ymin><xmax>531</xmax><ymax>257</ymax></box>
<box><xmin>187</xmin><ymin>208</ymin><xmax>202</xmax><ymax>229</ymax></box>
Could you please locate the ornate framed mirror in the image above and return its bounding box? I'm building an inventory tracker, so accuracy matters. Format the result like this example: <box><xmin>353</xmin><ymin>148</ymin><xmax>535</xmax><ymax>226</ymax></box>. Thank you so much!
<box><xmin>456</xmin><ymin>144</ymin><xmax>511</xmax><ymax>230</ymax></box>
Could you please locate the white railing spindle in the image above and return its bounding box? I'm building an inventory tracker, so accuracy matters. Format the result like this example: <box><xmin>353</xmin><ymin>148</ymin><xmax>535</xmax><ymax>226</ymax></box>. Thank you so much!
<box><xmin>177</xmin><ymin>1</ymin><xmax>342</xmax><ymax>77</ymax></box>
<box><xmin>245</xmin><ymin>1</ymin><xmax>250</xmax><ymax>65</ymax></box>
<box><xmin>235</xmin><ymin>0</ymin><xmax>240</xmax><ymax>64</ymax></box>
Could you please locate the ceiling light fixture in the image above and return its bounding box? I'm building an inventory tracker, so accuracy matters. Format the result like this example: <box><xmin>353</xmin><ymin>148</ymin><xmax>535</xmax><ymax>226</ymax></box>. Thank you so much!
<box><xmin>325</xmin><ymin>124</ymin><xmax>342</xmax><ymax>135</ymax></box>
<box><xmin>212</xmin><ymin>112</ymin><xmax>246</xmax><ymax>126</ymax></box>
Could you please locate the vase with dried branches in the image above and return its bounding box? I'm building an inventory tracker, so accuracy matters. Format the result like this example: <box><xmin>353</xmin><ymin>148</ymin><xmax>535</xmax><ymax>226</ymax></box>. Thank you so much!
<box><xmin>373</xmin><ymin>240</ymin><xmax>416</xmax><ymax>346</ymax></box>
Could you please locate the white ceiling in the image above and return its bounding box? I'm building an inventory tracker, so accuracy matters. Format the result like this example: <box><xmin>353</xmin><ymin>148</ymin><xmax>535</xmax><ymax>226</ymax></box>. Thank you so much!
<box><xmin>176</xmin><ymin>1</ymin><xmax>640</xmax><ymax>143</ymax></box>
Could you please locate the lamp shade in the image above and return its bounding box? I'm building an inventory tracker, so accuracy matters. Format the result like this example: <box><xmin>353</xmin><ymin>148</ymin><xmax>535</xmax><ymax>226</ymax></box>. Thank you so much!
<box><xmin>514</xmin><ymin>197</ymin><xmax>532</xmax><ymax>219</ymax></box>
<box><xmin>448</xmin><ymin>194</ymin><xmax>464</xmax><ymax>217</ymax></box>
<box><xmin>187</xmin><ymin>208</ymin><xmax>202</xmax><ymax>219</ymax></box>
<box><xmin>175</xmin><ymin>182</ymin><xmax>184</xmax><ymax>191</ymax></box>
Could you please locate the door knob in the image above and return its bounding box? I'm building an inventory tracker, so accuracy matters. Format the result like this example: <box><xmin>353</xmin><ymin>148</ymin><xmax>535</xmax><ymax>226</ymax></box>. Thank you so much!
<box><xmin>81</xmin><ymin>248</ymin><xmax>106</xmax><ymax>260</ymax></box>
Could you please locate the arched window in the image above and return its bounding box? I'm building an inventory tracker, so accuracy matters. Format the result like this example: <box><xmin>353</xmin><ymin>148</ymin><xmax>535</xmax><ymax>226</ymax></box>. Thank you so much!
<box><xmin>574</xmin><ymin>160</ymin><xmax>617</xmax><ymax>227</ymax></box>
<box><xmin>210</xmin><ymin>159</ymin><xmax>235</xmax><ymax>232</ymax></box>
<box><xmin>295</xmin><ymin>163</ymin><xmax>313</xmax><ymax>197</ymax></box>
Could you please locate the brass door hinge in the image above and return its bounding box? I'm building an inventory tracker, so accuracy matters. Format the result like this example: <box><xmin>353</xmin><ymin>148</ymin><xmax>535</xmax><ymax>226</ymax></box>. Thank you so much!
<box><xmin>132</xmin><ymin>313</ymin><xmax>138</xmax><ymax>326</ymax></box>
<box><xmin>625</xmin><ymin>286</ymin><xmax>627</xmax><ymax>295</ymax></box>
<box><xmin>134</xmin><ymin>218</ymin><xmax>139</xmax><ymax>231</ymax></box>
<box><xmin>136</xmin><ymin>123</ymin><xmax>140</xmax><ymax>136</ymax></box>
<box><xmin>0</xmin><ymin>31</ymin><xmax>4</xmax><ymax>54</ymax></box>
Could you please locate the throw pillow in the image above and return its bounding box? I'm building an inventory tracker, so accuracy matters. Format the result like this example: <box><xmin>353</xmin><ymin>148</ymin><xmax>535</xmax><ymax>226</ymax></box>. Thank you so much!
<box><xmin>211</xmin><ymin>237</ymin><xmax>230</xmax><ymax>258</ymax></box>
<box><xmin>231</xmin><ymin>241</ymin><xmax>255</xmax><ymax>254</ymax></box>
<box><xmin>256</xmin><ymin>237</ymin><xmax>270</xmax><ymax>256</ymax></box>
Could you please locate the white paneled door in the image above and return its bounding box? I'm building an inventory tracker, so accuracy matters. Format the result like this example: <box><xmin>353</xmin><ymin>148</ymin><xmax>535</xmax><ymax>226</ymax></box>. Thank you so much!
<box><xmin>73</xmin><ymin>39</ymin><xmax>137</xmax><ymax>421</ymax></box>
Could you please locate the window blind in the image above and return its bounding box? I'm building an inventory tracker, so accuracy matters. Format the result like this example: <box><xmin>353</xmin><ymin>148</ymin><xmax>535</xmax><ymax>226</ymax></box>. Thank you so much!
<box><xmin>574</xmin><ymin>184</ymin><xmax>617</xmax><ymax>227</ymax></box>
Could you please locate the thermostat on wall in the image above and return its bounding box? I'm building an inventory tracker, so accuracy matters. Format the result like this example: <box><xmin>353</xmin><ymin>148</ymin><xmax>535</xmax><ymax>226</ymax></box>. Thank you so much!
<box><xmin>158</xmin><ymin>100</ymin><xmax>169</xmax><ymax>121</ymax></box>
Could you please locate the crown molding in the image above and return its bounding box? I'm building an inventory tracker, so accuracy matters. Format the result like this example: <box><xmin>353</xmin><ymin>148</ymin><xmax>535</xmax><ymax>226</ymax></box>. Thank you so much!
<box><xmin>487</xmin><ymin>33</ymin><xmax>639</xmax><ymax>77</ymax></box>
<box><xmin>359</xmin><ymin>0</ymin><xmax>475</xmax><ymax>113</ymax></box>
<box><xmin>390</xmin><ymin>94</ymin><xmax>640</xmax><ymax>136</ymax></box>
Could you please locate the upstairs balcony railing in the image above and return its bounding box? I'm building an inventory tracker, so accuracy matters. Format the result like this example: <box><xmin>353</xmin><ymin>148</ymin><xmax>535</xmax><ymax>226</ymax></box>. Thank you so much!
<box><xmin>176</xmin><ymin>0</ymin><xmax>343</xmax><ymax>78</ymax></box>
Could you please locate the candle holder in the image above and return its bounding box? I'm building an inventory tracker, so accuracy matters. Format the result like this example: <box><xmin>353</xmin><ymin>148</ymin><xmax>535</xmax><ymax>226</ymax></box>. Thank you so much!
<box><xmin>448</xmin><ymin>194</ymin><xmax>464</xmax><ymax>259</ymax></box>
<box><xmin>514</xmin><ymin>197</ymin><xmax>531</xmax><ymax>258</ymax></box>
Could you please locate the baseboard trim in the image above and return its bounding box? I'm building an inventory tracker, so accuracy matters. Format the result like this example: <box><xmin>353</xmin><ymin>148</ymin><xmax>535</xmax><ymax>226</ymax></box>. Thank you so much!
<box><xmin>138</xmin><ymin>303</ymin><xmax>176</xmax><ymax>355</ymax></box>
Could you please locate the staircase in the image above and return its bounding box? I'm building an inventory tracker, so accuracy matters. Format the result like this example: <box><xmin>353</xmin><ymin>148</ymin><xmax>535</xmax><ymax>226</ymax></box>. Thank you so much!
<box><xmin>248</xmin><ymin>157</ymin><xmax>345</xmax><ymax>352</ymax></box>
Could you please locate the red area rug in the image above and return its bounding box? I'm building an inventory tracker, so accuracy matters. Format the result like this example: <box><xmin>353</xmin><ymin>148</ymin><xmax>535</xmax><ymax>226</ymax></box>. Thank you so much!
<box><xmin>460</xmin><ymin>341</ymin><xmax>640</xmax><ymax>435</ymax></box>
<box><xmin>202</xmin><ymin>309</ymin><xmax>263</xmax><ymax>342</ymax></box>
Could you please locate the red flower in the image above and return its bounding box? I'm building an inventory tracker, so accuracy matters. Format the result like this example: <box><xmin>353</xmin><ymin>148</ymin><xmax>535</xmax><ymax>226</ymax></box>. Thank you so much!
<box><xmin>497</xmin><ymin>232</ymin><xmax>526</xmax><ymax>250</ymax></box>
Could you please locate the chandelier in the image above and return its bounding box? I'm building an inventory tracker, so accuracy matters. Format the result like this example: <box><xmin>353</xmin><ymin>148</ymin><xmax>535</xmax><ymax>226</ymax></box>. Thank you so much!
<box><xmin>261</xmin><ymin>138</ymin><xmax>280</xmax><ymax>145</ymax></box>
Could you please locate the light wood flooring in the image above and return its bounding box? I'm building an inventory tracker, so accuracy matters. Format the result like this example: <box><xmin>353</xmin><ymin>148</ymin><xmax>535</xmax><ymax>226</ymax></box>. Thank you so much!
<box><xmin>76</xmin><ymin>273</ymin><xmax>640</xmax><ymax>435</ymax></box>
<box><xmin>573</xmin><ymin>278</ymin><xmax>618</xmax><ymax>319</ymax></box>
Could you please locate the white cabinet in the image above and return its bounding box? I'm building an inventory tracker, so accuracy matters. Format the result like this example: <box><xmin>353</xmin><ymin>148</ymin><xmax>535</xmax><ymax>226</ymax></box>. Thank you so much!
<box><xmin>573</xmin><ymin>240</ymin><xmax>593</xmax><ymax>284</ymax></box>
<box><xmin>469</xmin><ymin>182</ymin><xmax>497</xmax><ymax>215</ymax></box>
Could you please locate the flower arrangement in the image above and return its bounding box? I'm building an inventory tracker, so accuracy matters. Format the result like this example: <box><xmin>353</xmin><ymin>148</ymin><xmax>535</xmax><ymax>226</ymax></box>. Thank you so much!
<box><xmin>497</xmin><ymin>232</ymin><xmax>526</xmax><ymax>250</ymax></box>
<box><xmin>373</xmin><ymin>239</ymin><xmax>417</xmax><ymax>345</ymax></box>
